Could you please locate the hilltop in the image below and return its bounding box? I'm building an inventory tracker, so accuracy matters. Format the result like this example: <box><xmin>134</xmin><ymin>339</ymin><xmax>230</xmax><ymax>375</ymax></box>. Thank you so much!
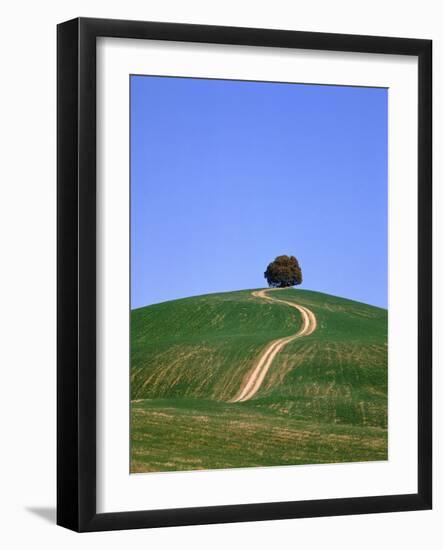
<box><xmin>131</xmin><ymin>288</ymin><xmax>388</xmax><ymax>472</ymax></box>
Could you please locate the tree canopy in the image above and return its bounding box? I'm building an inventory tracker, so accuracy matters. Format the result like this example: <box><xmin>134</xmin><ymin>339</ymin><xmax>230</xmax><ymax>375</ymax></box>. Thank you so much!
<box><xmin>264</xmin><ymin>255</ymin><xmax>302</xmax><ymax>288</ymax></box>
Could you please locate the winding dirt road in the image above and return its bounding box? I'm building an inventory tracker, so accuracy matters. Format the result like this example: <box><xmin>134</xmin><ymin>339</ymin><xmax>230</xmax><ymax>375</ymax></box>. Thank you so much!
<box><xmin>230</xmin><ymin>289</ymin><xmax>317</xmax><ymax>403</ymax></box>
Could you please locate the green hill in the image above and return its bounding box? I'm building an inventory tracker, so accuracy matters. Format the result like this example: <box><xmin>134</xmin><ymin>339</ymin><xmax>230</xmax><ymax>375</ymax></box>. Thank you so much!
<box><xmin>131</xmin><ymin>288</ymin><xmax>388</xmax><ymax>472</ymax></box>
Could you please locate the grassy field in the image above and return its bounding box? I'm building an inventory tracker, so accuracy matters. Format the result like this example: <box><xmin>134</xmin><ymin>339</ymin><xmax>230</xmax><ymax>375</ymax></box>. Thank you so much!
<box><xmin>131</xmin><ymin>288</ymin><xmax>388</xmax><ymax>472</ymax></box>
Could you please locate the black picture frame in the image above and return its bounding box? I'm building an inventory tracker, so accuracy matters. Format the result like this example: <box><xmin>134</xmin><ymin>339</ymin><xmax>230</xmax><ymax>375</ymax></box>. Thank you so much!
<box><xmin>57</xmin><ymin>17</ymin><xmax>432</xmax><ymax>532</ymax></box>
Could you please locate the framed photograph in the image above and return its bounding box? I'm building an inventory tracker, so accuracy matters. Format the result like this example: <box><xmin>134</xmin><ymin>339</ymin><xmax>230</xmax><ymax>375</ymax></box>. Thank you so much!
<box><xmin>57</xmin><ymin>17</ymin><xmax>432</xmax><ymax>532</ymax></box>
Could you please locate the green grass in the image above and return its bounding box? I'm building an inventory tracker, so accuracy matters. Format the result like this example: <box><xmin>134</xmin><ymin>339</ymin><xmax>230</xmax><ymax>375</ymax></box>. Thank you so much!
<box><xmin>131</xmin><ymin>288</ymin><xmax>388</xmax><ymax>472</ymax></box>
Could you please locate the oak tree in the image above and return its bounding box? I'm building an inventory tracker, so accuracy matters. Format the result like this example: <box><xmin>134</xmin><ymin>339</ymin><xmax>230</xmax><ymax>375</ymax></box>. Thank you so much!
<box><xmin>264</xmin><ymin>255</ymin><xmax>302</xmax><ymax>288</ymax></box>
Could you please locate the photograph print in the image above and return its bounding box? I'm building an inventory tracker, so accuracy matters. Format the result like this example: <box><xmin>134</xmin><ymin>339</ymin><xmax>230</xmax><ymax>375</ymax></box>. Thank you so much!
<box><xmin>130</xmin><ymin>75</ymin><xmax>388</xmax><ymax>473</ymax></box>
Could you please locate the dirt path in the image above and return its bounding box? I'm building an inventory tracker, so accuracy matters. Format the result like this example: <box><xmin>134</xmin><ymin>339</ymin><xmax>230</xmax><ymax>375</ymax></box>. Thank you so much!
<box><xmin>230</xmin><ymin>288</ymin><xmax>317</xmax><ymax>403</ymax></box>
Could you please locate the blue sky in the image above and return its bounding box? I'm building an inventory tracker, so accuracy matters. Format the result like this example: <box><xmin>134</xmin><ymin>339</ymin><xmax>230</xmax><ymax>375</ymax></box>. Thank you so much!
<box><xmin>131</xmin><ymin>75</ymin><xmax>387</xmax><ymax>309</ymax></box>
